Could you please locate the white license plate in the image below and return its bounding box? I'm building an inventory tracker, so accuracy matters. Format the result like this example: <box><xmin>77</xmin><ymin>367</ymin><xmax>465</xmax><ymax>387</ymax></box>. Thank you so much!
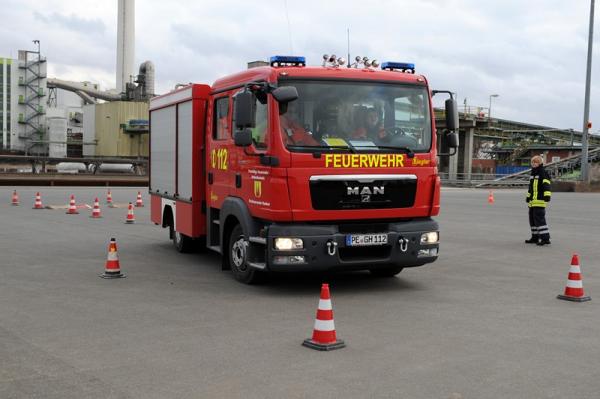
<box><xmin>346</xmin><ymin>233</ymin><xmax>388</xmax><ymax>247</ymax></box>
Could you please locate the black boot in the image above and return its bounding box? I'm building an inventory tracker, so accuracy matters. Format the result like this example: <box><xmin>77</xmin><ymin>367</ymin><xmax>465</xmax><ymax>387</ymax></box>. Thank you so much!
<box><xmin>525</xmin><ymin>237</ymin><xmax>538</xmax><ymax>244</ymax></box>
<box><xmin>536</xmin><ymin>239</ymin><xmax>551</xmax><ymax>246</ymax></box>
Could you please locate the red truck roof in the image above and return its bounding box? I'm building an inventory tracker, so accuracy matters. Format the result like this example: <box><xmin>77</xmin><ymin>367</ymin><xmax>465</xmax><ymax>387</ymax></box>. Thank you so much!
<box><xmin>149</xmin><ymin>83</ymin><xmax>211</xmax><ymax>111</ymax></box>
<box><xmin>211</xmin><ymin>65</ymin><xmax>428</xmax><ymax>93</ymax></box>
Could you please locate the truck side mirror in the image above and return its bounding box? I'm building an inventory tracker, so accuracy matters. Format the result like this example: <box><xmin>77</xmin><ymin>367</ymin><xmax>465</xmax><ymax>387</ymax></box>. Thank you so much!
<box><xmin>445</xmin><ymin>98</ymin><xmax>459</xmax><ymax>131</ymax></box>
<box><xmin>234</xmin><ymin>91</ymin><xmax>256</xmax><ymax>129</ymax></box>
<box><xmin>234</xmin><ymin>128</ymin><xmax>253</xmax><ymax>147</ymax></box>
<box><xmin>272</xmin><ymin>86</ymin><xmax>298</xmax><ymax>103</ymax></box>
<box><xmin>446</xmin><ymin>131</ymin><xmax>459</xmax><ymax>148</ymax></box>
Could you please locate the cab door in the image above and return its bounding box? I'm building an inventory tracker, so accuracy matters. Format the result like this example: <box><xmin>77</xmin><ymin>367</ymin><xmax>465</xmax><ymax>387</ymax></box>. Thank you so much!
<box><xmin>207</xmin><ymin>95</ymin><xmax>235</xmax><ymax>209</ymax></box>
<box><xmin>233</xmin><ymin>92</ymin><xmax>276</xmax><ymax>218</ymax></box>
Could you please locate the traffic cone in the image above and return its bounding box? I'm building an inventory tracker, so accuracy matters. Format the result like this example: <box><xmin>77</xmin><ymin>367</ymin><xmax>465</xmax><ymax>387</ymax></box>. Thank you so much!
<box><xmin>11</xmin><ymin>190</ymin><xmax>19</xmax><ymax>206</ymax></box>
<box><xmin>488</xmin><ymin>190</ymin><xmax>495</xmax><ymax>204</ymax></box>
<box><xmin>100</xmin><ymin>238</ymin><xmax>126</xmax><ymax>279</ymax></box>
<box><xmin>66</xmin><ymin>194</ymin><xmax>79</xmax><ymax>214</ymax></box>
<box><xmin>106</xmin><ymin>189</ymin><xmax>114</xmax><ymax>208</ymax></box>
<box><xmin>302</xmin><ymin>283</ymin><xmax>346</xmax><ymax>351</ymax></box>
<box><xmin>125</xmin><ymin>202</ymin><xmax>135</xmax><ymax>224</ymax></box>
<box><xmin>135</xmin><ymin>191</ymin><xmax>144</xmax><ymax>207</ymax></box>
<box><xmin>557</xmin><ymin>254</ymin><xmax>591</xmax><ymax>302</ymax></box>
<box><xmin>90</xmin><ymin>197</ymin><xmax>102</xmax><ymax>218</ymax></box>
<box><xmin>32</xmin><ymin>192</ymin><xmax>44</xmax><ymax>209</ymax></box>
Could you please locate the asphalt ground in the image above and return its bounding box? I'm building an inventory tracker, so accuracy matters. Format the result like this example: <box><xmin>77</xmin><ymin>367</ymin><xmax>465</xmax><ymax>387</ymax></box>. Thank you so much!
<box><xmin>1</xmin><ymin>187</ymin><xmax>599</xmax><ymax>399</ymax></box>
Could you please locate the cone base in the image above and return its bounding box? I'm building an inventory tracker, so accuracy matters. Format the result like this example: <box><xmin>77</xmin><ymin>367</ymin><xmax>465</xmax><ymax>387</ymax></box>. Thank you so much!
<box><xmin>66</xmin><ymin>211</ymin><xmax>79</xmax><ymax>214</ymax></box>
<box><xmin>12</xmin><ymin>203</ymin><xmax>19</xmax><ymax>206</ymax></box>
<box><xmin>32</xmin><ymin>207</ymin><xmax>44</xmax><ymax>209</ymax></box>
<box><xmin>135</xmin><ymin>204</ymin><xmax>144</xmax><ymax>207</ymax></box>
<box><xmin>302</xmin><ymin>338</ymin><xmax>345</xmax><ymax>351</ymax></box>
<box><xmin>90</xmin><ymin>216</ymin><xmax>103</xmax><ymax>218</ymax></box>
<box><xmin>99</xmin><ymin>273</ymin><xmax>126</xmax><ymax>279</ymax></box>
<box><xmin>557</xmin><ymin>294</ymin><xmax>591</xmax><ymax>302</ymax></box>
<box><xmin>125</xmin><ymin>220</ymin><xmax>135</xmax><ymax>224</ymax></box>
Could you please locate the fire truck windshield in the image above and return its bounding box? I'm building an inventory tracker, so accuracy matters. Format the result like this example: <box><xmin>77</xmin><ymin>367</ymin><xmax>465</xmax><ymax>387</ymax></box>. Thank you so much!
<box><xmin>278</xmin><ymin>80</ymin><xmax>432</xmax><ymax>153</ymax></box>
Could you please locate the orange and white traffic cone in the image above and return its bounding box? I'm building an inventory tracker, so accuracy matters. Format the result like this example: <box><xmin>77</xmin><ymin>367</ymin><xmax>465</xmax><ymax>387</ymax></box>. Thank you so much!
<box><xmin>135</xmin><ymin>191</ymin><xmax>144</xmax><ymax>207</ymax></box>
<box><xmin>488</xmin><ymin>190</ymin><xmax>495</xmax><ymax>204</ymax></box>
<box><xmin>125</xmin><ymin>202</ymin><xmax>135</xmax><ymax>224</ymax></box>
<box><xmin>100</xmin><ymin>238</ymin><xmax>126</xmax><ymax>279</ymax></box>
<box><xmin>302</xmin><ymin>283</ymin><xmax>346</xmax><ymax>351</ymax></box>
<box><xmin>66</xmin><ymin>194</ymin><xmax>79</xmax><ymax>214</ymax></box>
<box><xmin>557</xmin><ymin>254</ymin><xmax>591</xmax><ymax>302</ymax></box>
<box><xmin>32</xmin><ymin>192</ymin><xmax>44</xmax><ymax>209</ymax></box>
<box><xmin>90</xmin><ymin>197</ymin><xmax>102</xmax><ymax>218</ymax></box>
<box><xmin>106</xmin><ymin>189</ymin><xmax>114</xmax><ymax>208</ymax></box>
<box><xmin>11</xmin><ymin>190</ymin><xmax>19</xmax><ymax>206</ymax></box>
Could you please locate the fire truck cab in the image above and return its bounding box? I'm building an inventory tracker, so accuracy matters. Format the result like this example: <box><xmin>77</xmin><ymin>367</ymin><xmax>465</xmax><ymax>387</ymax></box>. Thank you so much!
<box><xmin>150</xmin><ymin>55</ymin><xmax>458</xmax><ymax>283</ymax></box>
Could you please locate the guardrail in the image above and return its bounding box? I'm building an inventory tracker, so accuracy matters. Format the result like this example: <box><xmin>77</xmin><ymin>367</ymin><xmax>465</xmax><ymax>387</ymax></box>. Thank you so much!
<box><xmin>440</xmin><ymin>173</ymin><xmax>530</xmax><ymax>187</ymax></box>
<box><xmin>0</xmin><ymin>173</ymin><xmax>148</xmax><ymax>187</ymax></box>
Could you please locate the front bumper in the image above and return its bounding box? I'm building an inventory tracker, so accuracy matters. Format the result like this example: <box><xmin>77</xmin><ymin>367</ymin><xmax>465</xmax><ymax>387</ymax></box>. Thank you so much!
<box><xmin>265</xmin><ymin>218</ymin><xmax>439</xmax><ymax>272</ymax></box>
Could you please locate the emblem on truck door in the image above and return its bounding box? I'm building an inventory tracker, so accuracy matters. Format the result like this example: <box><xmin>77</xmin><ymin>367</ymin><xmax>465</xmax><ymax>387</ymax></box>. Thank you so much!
<box><xmin>254</xmin><ymin>180</ymin><xmax>262</xmax><ymax>198</ymax></box>
<box><xmin>347</xmin><ymin>186</ymin><xmax>384</xmax><ymax>202</ymax></box>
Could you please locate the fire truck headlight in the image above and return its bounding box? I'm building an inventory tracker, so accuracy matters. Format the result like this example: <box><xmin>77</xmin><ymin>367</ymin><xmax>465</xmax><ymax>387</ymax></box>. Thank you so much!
<box><xmin>274</xmin><ymin>238</ymin><xmax>304</xmax><ymax>250</ymax></box>
<box><xmin>420</xmin><ymin>232</ymin><xmax>439</xmax><ymax>244</ymax></box>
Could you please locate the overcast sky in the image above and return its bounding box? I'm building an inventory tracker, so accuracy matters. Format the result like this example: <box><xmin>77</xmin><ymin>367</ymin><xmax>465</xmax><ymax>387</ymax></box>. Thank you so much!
<box><xmin>1</xmin><ymin>0</ymin><xmax>599</xmax><ymax>131</ymax></box>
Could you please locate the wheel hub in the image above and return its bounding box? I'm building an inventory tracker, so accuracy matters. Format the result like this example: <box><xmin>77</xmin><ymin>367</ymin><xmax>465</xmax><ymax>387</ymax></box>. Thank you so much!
<box><xmin>231</xmin><ymin>238</ymin><xmax>247</xmax><ymax>270</ymax></box>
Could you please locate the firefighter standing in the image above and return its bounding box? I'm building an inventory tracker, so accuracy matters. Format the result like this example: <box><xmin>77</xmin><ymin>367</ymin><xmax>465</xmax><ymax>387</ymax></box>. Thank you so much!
<box><xmin>525</xmin><ymin>155</ymin><xmax>552</xmax><ymax>246</ymax></box>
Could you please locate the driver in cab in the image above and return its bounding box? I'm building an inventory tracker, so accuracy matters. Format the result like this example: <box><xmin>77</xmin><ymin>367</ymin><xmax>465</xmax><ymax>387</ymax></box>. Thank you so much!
<box><xmin>351</xmin><ymin>108</ymin><xmax>387</xmax><ymax>141</ymax></box>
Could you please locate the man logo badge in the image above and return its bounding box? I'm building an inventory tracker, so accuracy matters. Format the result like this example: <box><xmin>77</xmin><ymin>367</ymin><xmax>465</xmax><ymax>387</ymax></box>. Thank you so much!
<box><xmin>347</xmin><ymin>186</ymin><xmax>384</xmax><ymax>203</ymax></box>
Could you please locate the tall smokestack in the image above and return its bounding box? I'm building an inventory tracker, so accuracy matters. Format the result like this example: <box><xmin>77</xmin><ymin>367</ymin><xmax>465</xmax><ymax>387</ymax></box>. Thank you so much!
<box><xmin>116</xmin><ymin>0</ymin><xmax>135</xmax><ymax>93</ymax></box>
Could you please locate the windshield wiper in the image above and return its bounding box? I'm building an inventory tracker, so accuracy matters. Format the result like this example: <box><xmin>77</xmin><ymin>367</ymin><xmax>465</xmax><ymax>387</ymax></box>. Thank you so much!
<box><xmin>372</xmin><ymin>145</ymin><xmax>415</xmax><ymax>158</ymax></box>
<box><xmin>287</xmin><ymin>145</ymin><xmax>356</xmax><ymax>153</ymax></box>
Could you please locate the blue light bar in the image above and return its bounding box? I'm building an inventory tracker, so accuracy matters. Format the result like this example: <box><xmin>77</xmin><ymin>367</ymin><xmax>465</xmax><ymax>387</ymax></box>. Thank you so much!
<box><xmin>270</xmin><ymin>55</ymin><xmax>306</xmax><ymax>67</ymax></box>
<box><xmin>381</xmin><ymin>62</ymin><xmax>415</xmax><ymax>73</ymax></box>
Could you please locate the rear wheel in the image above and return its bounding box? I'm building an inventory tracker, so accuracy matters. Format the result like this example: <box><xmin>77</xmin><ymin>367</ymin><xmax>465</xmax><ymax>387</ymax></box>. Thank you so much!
<box><xmin>171</xmin><ymin>225</ymin><xmax>194</xmax><ymax>253</ymax></box>
<box><xmin>228</xmin><ymin>224</ymin><xmax>262</xmax><ymax>284</ymax></box>
<box><xmin>369</xmin><ymin>266</ymin><xmax>404</xmax><ymax>277</ymax></box>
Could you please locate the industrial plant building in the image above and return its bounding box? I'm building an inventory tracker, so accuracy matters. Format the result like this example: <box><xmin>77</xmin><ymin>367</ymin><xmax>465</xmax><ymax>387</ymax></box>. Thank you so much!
<box><xmin>0</xmin><ymin>0</ymin><xmax>151</xmax><ymax>159</ymax></box>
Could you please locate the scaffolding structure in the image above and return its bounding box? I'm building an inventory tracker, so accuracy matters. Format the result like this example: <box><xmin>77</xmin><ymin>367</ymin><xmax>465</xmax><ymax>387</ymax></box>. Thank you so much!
<box><xmin>17</xmin><ymin>45</ymin><xmax>47</xmax><ymax>155</ymax></box>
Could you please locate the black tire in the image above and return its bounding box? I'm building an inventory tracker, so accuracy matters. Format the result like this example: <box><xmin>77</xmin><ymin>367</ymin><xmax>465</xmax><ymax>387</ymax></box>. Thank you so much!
<box><xmin>228</xmin><ymin>224</ymin><xmax>262</xmax><ymax>284</ymax></box>
<box><xmin>171</xmin><ymin>225</ymin><xmax>194</xmax><ymax>253</ymax></box>
<box><xmin>369</xmin><ymin>266</ymin><xmax>404</xmax><ymax>277</ymax></box>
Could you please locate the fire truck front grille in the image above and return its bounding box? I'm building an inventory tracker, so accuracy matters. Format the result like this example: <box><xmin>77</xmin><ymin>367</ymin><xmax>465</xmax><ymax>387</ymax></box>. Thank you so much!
<box><xmin>338</xmin><ymin>223</ymin><xmax>389</xmax><ymax>234</ymax></box>
<box><xmin>338</xmin><ymin>245</ymin><xmax>391</xmax><ymax>261</ymax></box>
<box><xmin>309</xmin><ymin>175</ymin><xmax>417</xmax><ymax>210</ymax></box>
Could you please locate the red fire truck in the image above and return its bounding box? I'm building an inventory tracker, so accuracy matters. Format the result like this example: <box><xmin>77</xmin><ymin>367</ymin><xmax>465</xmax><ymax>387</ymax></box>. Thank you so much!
<box><xmin>149</xmin><ymin>55</ymin><xmax>458</xmax><ymax>283</ymax></box>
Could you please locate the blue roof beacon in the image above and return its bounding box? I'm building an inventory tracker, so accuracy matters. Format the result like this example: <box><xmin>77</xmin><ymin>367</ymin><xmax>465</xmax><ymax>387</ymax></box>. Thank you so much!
<box><xmin>381</xmin><ymin>62</ymin><xmax>416</xmax><ymax>73</ymax></box>
<box><xmin>270</xmin><ymin>56</ymin><xmax>306</xmax><ymax>67</ymax></box>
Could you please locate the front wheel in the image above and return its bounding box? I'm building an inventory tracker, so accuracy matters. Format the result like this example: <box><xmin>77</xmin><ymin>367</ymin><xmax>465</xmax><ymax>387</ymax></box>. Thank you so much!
<box><xmin>369</xmin><ymin>266</ymin><xmax>404</xmax><ymax>277</ymax></box>
<box><xmin>228</xmin><ymin>224</ymin><xmax>263</xmax><ymax>284</ymax></box>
